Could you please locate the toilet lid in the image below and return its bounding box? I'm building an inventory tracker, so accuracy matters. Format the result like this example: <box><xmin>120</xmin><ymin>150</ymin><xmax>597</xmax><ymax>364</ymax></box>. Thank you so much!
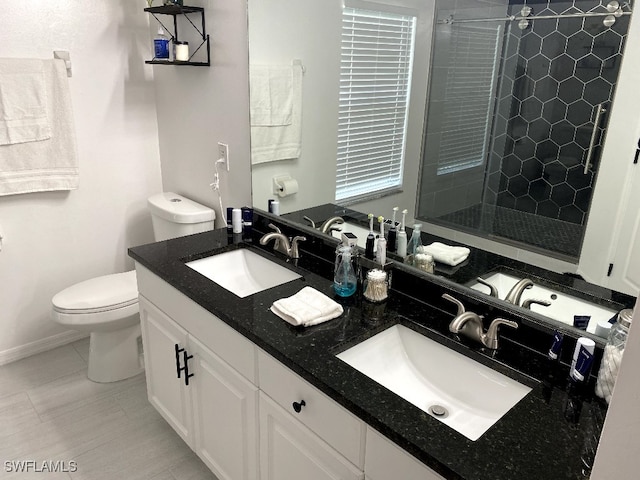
<box><xmin>52</xmin><ymin>270</ymin><xmax>138</xmax><ymax>314</ymax></box>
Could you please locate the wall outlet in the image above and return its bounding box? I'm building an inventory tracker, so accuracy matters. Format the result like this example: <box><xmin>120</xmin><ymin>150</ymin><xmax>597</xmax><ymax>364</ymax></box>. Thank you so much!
<box><xmin>217</xmin><ymin>142</ymin><xmax>230</xmax><ymax>171</ymax></box>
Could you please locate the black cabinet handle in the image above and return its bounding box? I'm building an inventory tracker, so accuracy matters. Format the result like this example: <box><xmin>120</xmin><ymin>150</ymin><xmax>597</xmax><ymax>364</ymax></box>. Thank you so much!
<box><xmin>292</xmin><ymin>400</ymin><xmax>306</xmax><ymax>413</ymax></box>
<box><xmin>174</xmin><ymin>344</ymin><xmax>185</xmax><ymax>379</ymax></box>
<box><xmin>183</xmin><ymin>351</ymin><xmax>194</xmax><ymax>386</ymax></box>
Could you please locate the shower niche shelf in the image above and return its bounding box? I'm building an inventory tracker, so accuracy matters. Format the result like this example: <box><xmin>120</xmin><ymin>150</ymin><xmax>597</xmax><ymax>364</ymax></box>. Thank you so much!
<box><xmin>144</xmin><ymin>4</ymin><xmax>210</xmax><ymax>67</ymax></box>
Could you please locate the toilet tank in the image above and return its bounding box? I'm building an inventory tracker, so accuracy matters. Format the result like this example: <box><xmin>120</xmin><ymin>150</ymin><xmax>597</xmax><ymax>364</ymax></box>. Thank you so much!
<box><xmin>147</xmin><ymin>192</ymin><xmax>216</xmax><ymax>241</ymax></box>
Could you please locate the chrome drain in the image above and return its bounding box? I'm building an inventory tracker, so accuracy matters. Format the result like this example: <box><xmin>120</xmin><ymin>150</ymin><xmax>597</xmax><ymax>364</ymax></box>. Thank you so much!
<box><xmin>429</xmin><ymin>405</ymin><xmax>449</xmax><ymax>418</ymax></box>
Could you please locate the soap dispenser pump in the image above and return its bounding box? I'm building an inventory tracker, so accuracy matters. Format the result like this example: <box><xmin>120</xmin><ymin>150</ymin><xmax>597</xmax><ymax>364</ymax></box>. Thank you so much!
<box><xmin>334</xmin><ymin>245</ymin><xmax>357</xmax><ymax>297</ymax></box>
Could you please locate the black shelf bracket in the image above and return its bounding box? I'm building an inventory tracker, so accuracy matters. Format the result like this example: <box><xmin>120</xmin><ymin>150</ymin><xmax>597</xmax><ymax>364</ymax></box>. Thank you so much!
<box><xmin>144</xmin><ymin>5</ymin><xmax>210</xmax><ymax>67</ymax></box>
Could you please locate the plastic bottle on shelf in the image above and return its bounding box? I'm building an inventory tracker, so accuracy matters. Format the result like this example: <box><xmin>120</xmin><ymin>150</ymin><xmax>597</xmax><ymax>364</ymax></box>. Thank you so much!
<box><xmin>154</xmin><ymin>27</ymin><xmax>170</xmax><ymax>60</ymax></box>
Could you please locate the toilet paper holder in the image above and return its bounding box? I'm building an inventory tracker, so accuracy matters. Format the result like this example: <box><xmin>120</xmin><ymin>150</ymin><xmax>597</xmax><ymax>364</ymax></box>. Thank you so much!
<box><xmin>272</xmin><ymin>174</ymin><xmax>299</xmax><ymax>198</ymax></box>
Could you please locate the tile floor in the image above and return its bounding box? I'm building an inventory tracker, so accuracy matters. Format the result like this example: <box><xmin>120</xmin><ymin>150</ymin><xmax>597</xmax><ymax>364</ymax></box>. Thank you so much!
<box><xmin>0</xmin><ymin>338</ymin><xmax>217</xmax><ymax>479</ymax></box>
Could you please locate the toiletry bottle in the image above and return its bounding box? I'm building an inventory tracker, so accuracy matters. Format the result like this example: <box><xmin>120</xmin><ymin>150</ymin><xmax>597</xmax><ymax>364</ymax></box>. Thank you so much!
<box><xmin>154</xmin><ymin>27</ymin><xmax>170</xmax><ymax>60</ymax></box>
<box><xmin>232</xmin><ymin>208</ymin><xmax>243</xmax><ymax>233</ymax></box>
<box><xmin>406</xmin><ymin>224</ymin><xmax>423</xmax><ymax>265</ymax></box>
<box><xmin>595</xmin><ymin>309</ymin><xmax>633</xmax><ymax>404</ymax></box>
<box><xmin>365</xmin><ymin>214</ymin><xmax>375</xmax><ymax>260</ymax></box>
<box><xmin>271</xmin><ymin>200</ymin><xmax>280</xmax><ymax>216</ymax></box>
<box><xmin>387</xmin><ymin>207</ymin><xmax>398</xmax><ymax>253</ymax></box>
<box><xmin>396</xmin><ymin>209</ymin><xmax>408</xmax><ymax>258</ymax></box>
<box><xmin>334</xmin><ymin>246</ymin><xmax>357</xmax><ymax>297</ymax></box>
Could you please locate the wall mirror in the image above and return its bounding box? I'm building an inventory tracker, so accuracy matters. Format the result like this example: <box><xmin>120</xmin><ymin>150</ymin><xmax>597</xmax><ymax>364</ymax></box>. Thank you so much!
<box><xmin>248</xmin><ymin>0</ymin><xmax>637</xmax><ymax>339</ymax></box>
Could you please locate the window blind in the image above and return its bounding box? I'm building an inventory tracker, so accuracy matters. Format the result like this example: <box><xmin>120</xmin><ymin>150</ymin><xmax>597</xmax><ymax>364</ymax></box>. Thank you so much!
<box><xmin>336</xmin><ymin>7</ymin><xmax>416</xmax><ymax>202</ymax></box>
<box><xmin>436</xmin><ymin>23</ymin><xmax>501</xmax><ymax>175</ymax></box>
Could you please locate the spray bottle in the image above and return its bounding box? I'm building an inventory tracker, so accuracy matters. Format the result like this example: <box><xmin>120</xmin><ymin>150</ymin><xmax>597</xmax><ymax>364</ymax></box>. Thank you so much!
<box><xmin>396</xmin><ymin>209</ymin><xmax>408</xmax><ymax>258</ymax></box>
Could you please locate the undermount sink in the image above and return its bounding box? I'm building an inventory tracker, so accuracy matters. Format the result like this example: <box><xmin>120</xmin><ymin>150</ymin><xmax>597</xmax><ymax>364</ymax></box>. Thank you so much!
<box><xmin>470</xmin><ymin>272</ymin><xmax>617</xmax><ymax>336</ymax></box>
<box><xmin>337</xmin><ymin>324</ymin><xmax>532</xmax><ymax>441</ymax></box>
<box><xmin>185</xmin><ymin>249</ymin><xmax>301</xmax><ymax>298</ymax></box>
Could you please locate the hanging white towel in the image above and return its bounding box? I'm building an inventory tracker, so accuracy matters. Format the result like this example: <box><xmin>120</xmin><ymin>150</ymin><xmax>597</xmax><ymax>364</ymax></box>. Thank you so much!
<box><xmin>250</xmin><ymin>65</ymin><xmax>293</xmax><ymax>126</ymax></box>
<box><xmin>250</xmin><ymin>63</ymin><xmax>303</xmax><ymax>164</ymax></box>
<box><xmin>271</xmin><ymin>286</ymin><xmax>343</xmax><ymax>327</ymax></box>
<box><xmin>0</xmin><ymin>58</ymin><xmax>51</xmax><ymax>145</ymax></box>
<box><xmin>0</xmin><ymin>59</ymin><xmax>78</xmax><ymax>196</ymax></box>
<box><xmin>418</xmin><ymin>243</ymin><xmax>471</xmax><ymax>266</ymax></box>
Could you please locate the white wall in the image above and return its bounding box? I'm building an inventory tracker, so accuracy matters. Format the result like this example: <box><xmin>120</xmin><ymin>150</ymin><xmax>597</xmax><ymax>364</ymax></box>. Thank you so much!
<box><xmin>248</xmin><ymin>0</ymin><xmax>342</xmax><ymax>214</ymax></box>
<box><xmin>152</xmin><ymin>0</ymin><xmax>252</xmax><ymax>222</ymax></box>
<box><xmin>248</xmin><ymin>0</ymin><xmax>435</xmax><ymax>221</ymax></box>
<box><xmin>0</xmin><ymin>0</ymin><xmax>163</xmax><ymax>362</ymax></box>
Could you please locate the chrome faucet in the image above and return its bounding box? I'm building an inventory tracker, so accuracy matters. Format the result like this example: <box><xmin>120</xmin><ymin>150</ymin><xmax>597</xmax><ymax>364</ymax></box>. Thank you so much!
<box><xmin>259</xmin><ymin>224</ymin><xmax>306</xmax><ymax>259</ymax></box>
<box><xmin>303</xmin><ymin>215</ymin><xmax>345</xmax><ymax>234</ymax></box>
<box><xmin>504</xmin><ymin>278</ymin><xmax>534</xmax><ymax>305</ymax></box>
<box><xmin>319</xmin><ymin>216</ymin><xmax>345</xmax><ymax>233</ymax></box>
<box><xmin>475</xmin><ymin>278</ymin><xmax>499</xmax><ymax>298</ymax></box>
<box><xmin>521</xmin><ymin>298</ymin><xmax>552</xmax><ymax>309</ymax></box>
<box><xmin>442</xmin><ymin>294</ymin><xmax>518</xmax><ymax>350</ymax></box>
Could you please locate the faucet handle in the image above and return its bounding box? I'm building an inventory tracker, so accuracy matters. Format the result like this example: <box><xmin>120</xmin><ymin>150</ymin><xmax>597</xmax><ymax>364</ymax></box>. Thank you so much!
<box><xmin>290</xmin><ymin>236</ymin><xmax>307</xmax><ymax>259</ymax></box>
<box><xmin>303</xmin><ymin>216</ymin><xmax>316</xmax><ymax>229</ymax></box>
<box><xmin>484</xmin><ymin>318</ymin><xmax>518</xmax><ymax>350</ymax></box>
<box><xmin>521</xmin><ymin>298</ymin><xmax>551</xmax><ymax>309</ymax></box>
<box><xmin>442</xmin><ymin>293</ymin><xmax>466</xmax><ymax>316</ymax></box>
<box><xmin>475</xmin><ymin>278</ymin><xmax>499</xmax><ymax>298</ymax></box>
<box><xmin>268</xmin><ymin>223</ymin><xmax>282</xmax><ymax>234</ymax></box>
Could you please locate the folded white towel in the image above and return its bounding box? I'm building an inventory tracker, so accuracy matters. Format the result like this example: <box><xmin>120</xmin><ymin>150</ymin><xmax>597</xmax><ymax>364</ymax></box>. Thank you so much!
<box><xmin>250</xmin><ymin>64</ymin><xmax>303</xmax><ymax>164</ymax></box>
<box><xmin>250</xmin><ymin>65</ymin><xmax>294</xmax><ymax>126</ymax></box>
<box><xmin>271</xmin><ymin>286</ymin><xmax>343</xmax><ymax>327</ymax></box>
<box><xmin>418</xmin><ymin>242</ymin><xmax>470</xmax><ymax>266</ymax></box>
<box><xmin>0</xmin><ymin>58</ymin><xmax>51</xmax><ymax>145</ymax></box>
<box><xmin>0</xmin><ymin>59</ymin><xmax>78</xmax><ymax>196</ymax></box>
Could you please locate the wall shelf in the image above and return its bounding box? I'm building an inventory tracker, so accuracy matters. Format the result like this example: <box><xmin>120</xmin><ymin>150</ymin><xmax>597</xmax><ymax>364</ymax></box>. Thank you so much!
<box><xmin>144</xmin><ymin>4</ymin><xmax>210</xmax><ymax>67</ymax></box>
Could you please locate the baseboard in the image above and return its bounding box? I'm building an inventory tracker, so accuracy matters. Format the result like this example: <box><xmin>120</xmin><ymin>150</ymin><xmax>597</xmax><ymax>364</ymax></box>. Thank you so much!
<box><xmin>0</xmin><ymin>330</ymin><xmax>89</xmax><ymax>366</ymax></box>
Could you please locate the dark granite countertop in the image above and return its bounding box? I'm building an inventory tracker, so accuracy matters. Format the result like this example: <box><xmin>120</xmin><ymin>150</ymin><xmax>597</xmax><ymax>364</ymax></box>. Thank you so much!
<box><xmin>129</xmin><ymin>217</ymin><xmax>608</xmax><ymax>480</ymax></box>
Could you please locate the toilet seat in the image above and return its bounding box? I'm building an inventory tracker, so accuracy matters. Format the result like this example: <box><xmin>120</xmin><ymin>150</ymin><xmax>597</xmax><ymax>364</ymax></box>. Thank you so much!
<box><xmin>51</xmin><ymin>270</ymin><xmax>140</xmax><ymax>332</ymax></box>
<box><xmin>52</xmin><ymin>270</ymin><xmax>138</xmax><ymax>314</ymax></box>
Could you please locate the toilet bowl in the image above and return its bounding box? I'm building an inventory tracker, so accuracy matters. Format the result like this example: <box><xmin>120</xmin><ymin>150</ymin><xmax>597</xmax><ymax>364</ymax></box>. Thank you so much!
<box><xmin>51</xmin><ymin>192</ymin><xmax>215</xmax><ymax>383</ymax></box>
<box><xmin>52</xmin><ymin>271</ymin><xmax>141</xmax><ymax>383</ymax></box>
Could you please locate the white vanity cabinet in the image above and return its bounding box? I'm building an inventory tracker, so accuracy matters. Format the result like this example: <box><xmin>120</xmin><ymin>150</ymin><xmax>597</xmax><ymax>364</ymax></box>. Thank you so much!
<box><xmin>137</xmin><ymin>265</ymin><xmax>259</xmax><ymax>480</ymax></box>
<box><xmin>135</xmin><ymin>264</ymin><xmax>445</xmax><ymax>480</ymax></box>
<box><xmin>259</xmin><ymin>393</ymin><xmax>364</xmax><ymax>480</ymax></box>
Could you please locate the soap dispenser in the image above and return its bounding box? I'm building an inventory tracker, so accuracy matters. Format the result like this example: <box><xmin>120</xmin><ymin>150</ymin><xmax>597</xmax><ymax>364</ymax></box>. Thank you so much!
<box><xmin>334</xmin><ymin>245</ymin><xmax>357</xmax><ymax>297</ymax></box>
<box><xmin>406</xmin><ymin>224</ymin><xmax>423</xmax><ymax>265</ymax></box>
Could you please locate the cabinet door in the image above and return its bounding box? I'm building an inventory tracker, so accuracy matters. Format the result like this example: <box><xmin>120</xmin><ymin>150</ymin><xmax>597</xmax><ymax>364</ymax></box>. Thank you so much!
<box><xmin>139</xmin><ymin>295</ymin><xmax>193</xmax><ymax>445</ymax></box>
<box><xmin>189</xmin><ymin>336</ymin><xmax>259</xmax><ymax>480</ymax></box>
<box><xmin>259</xmin><ymin>393</ymin><xmax>363</xmax><ymax>480</ymax></box>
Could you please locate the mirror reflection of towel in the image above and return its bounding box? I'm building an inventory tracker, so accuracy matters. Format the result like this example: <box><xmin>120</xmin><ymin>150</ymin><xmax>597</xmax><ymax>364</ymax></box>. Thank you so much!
<box><xmin>250</xmin><ymin>64</ymin><xmax>302</xmax><ymax>164</ymax></box>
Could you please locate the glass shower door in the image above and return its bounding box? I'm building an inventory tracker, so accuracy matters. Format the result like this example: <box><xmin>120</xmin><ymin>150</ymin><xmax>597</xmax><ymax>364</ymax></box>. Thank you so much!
<box><xmin>417</xmin><ymin>0</ymin><xmax>632</xmax><ymax>260</ymax></box>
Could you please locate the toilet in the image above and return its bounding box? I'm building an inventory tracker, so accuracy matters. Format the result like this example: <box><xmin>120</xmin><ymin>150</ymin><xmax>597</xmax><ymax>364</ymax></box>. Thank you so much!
<box><xmin>51</xmin><ymin>192</ymin><xmax>215</xmax><ymax>383</ymax></box>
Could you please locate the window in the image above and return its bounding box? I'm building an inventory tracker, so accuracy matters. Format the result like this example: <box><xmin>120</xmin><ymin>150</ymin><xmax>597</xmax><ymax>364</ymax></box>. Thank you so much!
<box><xmin>336</xmin><ymin>7</ymin><xmax>416</xmax><ymax>203</ymax></box>
<box><xmin>435</xmin><ymin>23</ymin><xmax>502</xmax><ymax>175</ymax></box>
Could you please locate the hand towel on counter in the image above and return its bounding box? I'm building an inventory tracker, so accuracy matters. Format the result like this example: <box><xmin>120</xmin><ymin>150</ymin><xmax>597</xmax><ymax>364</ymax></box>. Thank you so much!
<box><xmin>0</xmin><ymin>58</ymin><xmax>51</xmax><ymax>146</ymax></box>
<box><xmin>250</xmin><ymin>63</ymin><xmax>303</xmax><ymax>164</ymax></box>
<box><xmin>271</xmin><ymin>286</ymin><xmax>343</xmax><ymax>327</ymax></box>
<box><xmin>0</xmin><ymin>59</ymin><xmax>78</xmax><ymax>196</ymax></box>
<box><xmin>418</xmin><ymin>242</ymin><xmax>470</xmax><ymax>266</ymax></box>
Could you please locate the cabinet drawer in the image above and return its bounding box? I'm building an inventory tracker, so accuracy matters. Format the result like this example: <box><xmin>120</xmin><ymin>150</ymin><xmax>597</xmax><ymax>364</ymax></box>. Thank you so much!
<box><xmin>258</xmin><ymin>350</ymin><xmax>365</xmax><ymax>469</ymax></box>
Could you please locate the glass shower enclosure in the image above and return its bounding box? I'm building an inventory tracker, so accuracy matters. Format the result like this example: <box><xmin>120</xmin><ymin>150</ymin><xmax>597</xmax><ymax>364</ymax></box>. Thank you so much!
<box><xmin>416</xmin><ymin>0</ymin><xmax>633</xmax><ymax>260</ymax></box>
